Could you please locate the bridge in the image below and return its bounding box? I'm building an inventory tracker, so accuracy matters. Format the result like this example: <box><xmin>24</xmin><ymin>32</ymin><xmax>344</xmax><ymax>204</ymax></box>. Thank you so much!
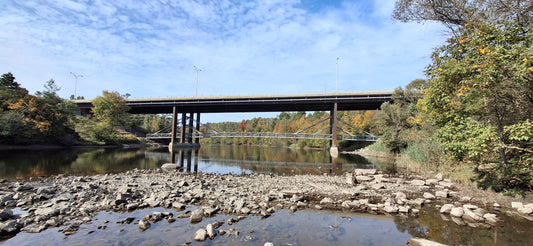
<box><xmin>74</xmin><ymin>90</ymin><xmax>393</xmax><ymax>150</ymax></box>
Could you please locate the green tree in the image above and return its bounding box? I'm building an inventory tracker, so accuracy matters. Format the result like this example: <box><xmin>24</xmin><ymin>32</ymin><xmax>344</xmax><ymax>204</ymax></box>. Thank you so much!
<box><xmin>0</xmin><ymin>72</ymin><xmax>29</xmax><ymax>111</ymax></box>
<box><xmin>422</xmin><ymin>22</ymin><xmax>533</xmax><ymax>192</ymax></box>
<box><xmin>375</xmin><ymin>79</ymin><xmax>425</xmax><ymax>153</ymax></box>
<box><xmin>91</xmin><ymin>91</ymin><xmax>130</xmax><ymax>126</ymax></box>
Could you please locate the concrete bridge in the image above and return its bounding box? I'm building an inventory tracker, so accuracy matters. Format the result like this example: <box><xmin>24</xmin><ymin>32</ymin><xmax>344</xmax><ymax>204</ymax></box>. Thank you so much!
<box><xmin>74</xmin><ymin>90</ymin><xmax>393</xmax><ymax>150</ymax></box>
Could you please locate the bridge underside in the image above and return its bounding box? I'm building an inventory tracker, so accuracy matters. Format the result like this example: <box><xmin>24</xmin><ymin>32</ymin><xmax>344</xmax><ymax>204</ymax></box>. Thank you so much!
<box><xmin>75</xmin><ymin>91</ymin><xmax>392</xmax><ymax>151</ymax></box>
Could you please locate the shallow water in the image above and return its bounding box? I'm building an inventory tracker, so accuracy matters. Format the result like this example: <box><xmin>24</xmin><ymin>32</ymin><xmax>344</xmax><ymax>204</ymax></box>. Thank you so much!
<box><xmin>1</xmin><ymin>145</ymin><xmax>532</xmax><ymax>245</ymax></box>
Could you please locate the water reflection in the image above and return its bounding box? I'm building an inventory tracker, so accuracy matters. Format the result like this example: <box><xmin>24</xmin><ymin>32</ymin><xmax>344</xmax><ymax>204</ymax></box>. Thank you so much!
<box><xmin>0</xmin><ymin>144</ymin><xmax>375</xmax><ymax>179</ymax></box>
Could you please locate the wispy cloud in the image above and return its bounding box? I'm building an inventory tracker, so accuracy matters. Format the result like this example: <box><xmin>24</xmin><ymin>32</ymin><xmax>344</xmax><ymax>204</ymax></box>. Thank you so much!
<box><xmin>0</xmin><ymin>0</ymin><xmax>445</xmax><ymax>102</ymax></box>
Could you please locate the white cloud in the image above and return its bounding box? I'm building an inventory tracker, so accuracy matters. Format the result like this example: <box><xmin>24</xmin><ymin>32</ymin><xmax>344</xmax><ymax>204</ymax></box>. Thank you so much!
<box><xmin>0</xmin><ymin>0</ymin><xmax>446</xmax><ymax>118</ymax></box>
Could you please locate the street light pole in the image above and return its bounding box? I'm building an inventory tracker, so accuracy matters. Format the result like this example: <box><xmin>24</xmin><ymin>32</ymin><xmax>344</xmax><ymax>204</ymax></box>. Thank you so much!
<box><xmin>194</xmin><ymin>65</ymin><xmax>201</xmax><ymax>97</ymax></box>
<box><xmin>70</xmin><ymin>72</ymin><xmax>83</xmax><ymax>99</ymax></box>
<box><xmin>336</xmin><ymin>57</ymin><xmax>339</xmax><ymax>93</ymax></box>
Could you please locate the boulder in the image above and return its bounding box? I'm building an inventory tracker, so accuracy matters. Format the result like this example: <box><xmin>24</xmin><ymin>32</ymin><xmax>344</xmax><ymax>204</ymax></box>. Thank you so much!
<box><xmin>483</xmin><ymin>213</ymin><xmax>499</xmax><ymax>225</ymax></box>
<box><xmin>423</xmin><ymin>192</ymin><xmax>435</xmax><ymax>199</ymax></box>
<box><xmin>440</xmin><ymin>204</ymin><xmax>454</xmax><ymax>214</ymax></box>
<box><xmin>161</xmin><ymin>163</ymin><xmax>179</xmax><ymax>171</ymax></box>
<box><xmin>354</xmin><ymin>169</ymin><xmax>377</xmax><ymax>175</ymax></box>
<box><xmin>517</xmin><ymin>207</ymin><xmax>533</xmax><ymax>215</ymax></box>
<box><xmin>0</xmin><ymin>209</ymin><xmax>13</xmax><ymax>221</ymax></box>
<box><xmin>190</xmin><ymin>208</ymin><xmax>204</xmax><ymax>223</ymax></box>
<box><xmin>355</xmin><ymin>176</ymin><xmax>374</xmax><ymax>182</ymax></box>
<box><xmin>194</xmin><ymin>228</ymin><xmax>207</xmax><ymax>241</ymax></box>
<box><xmin>206</xmin><ymin>223</ymin><xmax>216</xmax><ymax>239</ymax></box>
<box><xmin>511</xmin><ymin>202</ymin><xmax>523</xmax><ymax>209</ymax></box>
<box><xmin>450</xmin><ymin>207</ymin><xmax>464</xmax><ymax>218</ymax></box>
<box><xmin>462</xmin><ymin>209</ymin><xmax>484</xmax><ymax>222</ymax></box>
<box><xmin>138</xmin><ymin>219</ymin><xmax>151</xmax><ymax>231</ymax></box>
<box><xmin>411</xmin><ymin>180</ymin><xmax>426</xmax><ymax>186</ymax></box>
<box><xmin>435</xmin><ymin>190</ymin><xmax>449</xmax><ymax>198</ymax></box>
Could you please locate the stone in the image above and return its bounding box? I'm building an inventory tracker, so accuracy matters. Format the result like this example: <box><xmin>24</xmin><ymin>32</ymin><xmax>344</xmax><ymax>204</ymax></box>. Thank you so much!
<box><xmin>462</xmin><ymin>209</ymin><xmax>484</xmax><ymax>222</ymax></box>
<box><xmin>423</xmin><ymin>192</ymin><xmax>435</xmax><ymax>199</ymax></box>
<box><xmin>511</xmin><ymin>202</ymin><xmax>523</xmax><ymax>209</ymax></box>
<box><xmin>371</xmin><ymin>183</ymin><xmax>385</xmax><ymax>190</ymax></box>
<box><xmin>450</xmin><ymin>207</ymin><xmax>464</xmax><ymax>218</ymax></box>
<box><xmin>435</xmin><ymin>173</ymin><xmax>444</xmax><ymax>181</ymax></box>
<box><xmin>517</xmin><ymin>207</ymin><xmax>533</xmax><ymax>215</ymax></box>
<box><xmin>190</xmin><ymin>208</ymin><xmax>204</xmax><ymax>223</ymax></box>
<box><xmin>411</xmin><ymin>180</ymin><xmax>426</xmax><ymax>186</ymax></box>
<box><xmin>264</xmin><ymin>242</ymin><xmax>275</xmax><ymax>246</ymax></box>
<box><xmin>483</xmin><ymin>213</ymin><xmax>499</xmax><ymax>225</ymax></box>
<box><xmin>399</xmin><ymin>206</ymin><xmax>409</xmax><ymax>213</ymax></box>
<box><xmin>435</xmin><ymin>190</ymin><xmax>448</xmax><ymax>198</ymax></box>
<box><xmin>425</xmin><ymin>179</ymin><xmax>439</xmax><ymax>185</ymax></box>
<box><xmin>206</xmin><ymin>223</ymin><xmax>216</xmax><ymax>239</ymax></box>
<box><xmin>34</xmin><ymin>207</ymin><xmax>60</xmax><ymax>217</ymax></box>
<box><xmin>408</xmin><ymin>238</ymin><xmax>447</xmax><ymax>246</ymax></box>
<box><xmin>138</xmin><ymin>220</ymin><xmax>151</xmax><ymax>231</ymax></box>
<box><xmin>384</xmin><ymin>205</ymin><xmax>398</xmax><ymax>213</ymax></box>
<box><xmin>354</xmin><ymin>169</ymin><xmax>377</xmax><ymax>175</ymax></box>
<box><xmin>320</xmin><ymin>197</ymin><xmax>334</xmax><ymax>204</ymax></box>
<box><xmin>463</xmin><ymin>204</ymin><xmax>478</xmax><ymax>210</ymax></box>
<box><xmin>172</xmin><ymin>202</ymin><xmax>186</xmax><ymax>210</ymax></box>
<box><xmin>440</xmin><ymin>204</ymin><xmax>454</xmax><ymax>214</ymax></box>
<box><xmin>459</xmin><ymin>196</ymin><xmax>472</xmax><ymax>202</ymax></box>
<box><xmin>0</xmin><ymin>209</ymin><xmax>13</xmax><ymax>221</ymax></box>
<box><xmin>345</xmin><ymin>173</ymin><xmax>356</xmax><ymax>185</ymax></box>
<box><xmin>161</xmin><ymin>163</ymin><xmax>179</xmax><ymax>171</ymax></box>
<box><xmin>355</xmin><ymin>176</ymin><xmax>374</xmax><ymax>182</ymax></box>
<box><xmin>194</xmin><ymin>228</ymin><xmax>207</xmax><ymax>241</ymax></box>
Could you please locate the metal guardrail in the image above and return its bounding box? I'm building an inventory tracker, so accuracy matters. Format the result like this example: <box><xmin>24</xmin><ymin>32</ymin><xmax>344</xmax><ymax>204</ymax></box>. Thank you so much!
<box><xmin>146</xmin><ymin>132</ymin><xmax>379</xmax><ymax>142</ymax></box>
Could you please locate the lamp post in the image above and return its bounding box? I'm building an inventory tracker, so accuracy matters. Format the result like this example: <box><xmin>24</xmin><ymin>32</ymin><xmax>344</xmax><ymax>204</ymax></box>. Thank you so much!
<box><xmin>70</xmin><ymin>72</ymin><xmax>83</xmax><ymax>99</ymax></box>
<box><xmin>336</xmin><ymin>57</ymin><xmax>339</xmax><ymax>93</ymax></box>
<box><xmin>194</xmin><ymin>66</ymin><xmax>201</xmax><ymax>97</ymax></box>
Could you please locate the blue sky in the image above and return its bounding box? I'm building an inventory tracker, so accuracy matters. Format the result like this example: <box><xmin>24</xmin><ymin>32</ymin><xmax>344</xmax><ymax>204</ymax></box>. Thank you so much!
<box><xmin>0</xmin><ymin>0</ymin><xmax>446</xmax><ymax>122</ymax></box>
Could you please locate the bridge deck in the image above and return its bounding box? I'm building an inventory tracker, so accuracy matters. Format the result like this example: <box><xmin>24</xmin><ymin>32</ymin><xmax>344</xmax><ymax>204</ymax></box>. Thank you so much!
<box><xmin>74</xmin><ymin>90</ymin><xmax>393</xmax><ymax>114</ymax></box>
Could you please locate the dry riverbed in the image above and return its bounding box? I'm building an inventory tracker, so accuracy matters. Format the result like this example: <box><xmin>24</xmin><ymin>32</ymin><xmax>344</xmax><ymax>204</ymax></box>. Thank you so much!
<box><xmin>0</xmin><ymin>167</ymin><xmax>532</xmax><ymax>245</ymax></box>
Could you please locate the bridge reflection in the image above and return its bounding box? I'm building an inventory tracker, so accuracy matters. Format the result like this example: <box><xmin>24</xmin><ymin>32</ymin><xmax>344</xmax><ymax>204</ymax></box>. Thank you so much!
<box><xmin>144</xmin><ymin>146</ymin><xmax>376</xmax><ymax>175</ymax></box>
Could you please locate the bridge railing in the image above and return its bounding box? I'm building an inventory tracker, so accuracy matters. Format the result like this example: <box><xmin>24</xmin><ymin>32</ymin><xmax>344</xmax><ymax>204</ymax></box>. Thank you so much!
<box><xmin>146</xmin><ymin>132</ymin><xmax>379</xmax><ymax>142</ymax></box>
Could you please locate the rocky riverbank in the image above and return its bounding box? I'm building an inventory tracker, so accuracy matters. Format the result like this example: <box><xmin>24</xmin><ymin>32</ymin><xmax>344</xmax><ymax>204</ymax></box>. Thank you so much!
<box><xmin>0</xmin><ymin>167</ymin><xmax>532</xmax><ymax>244</ymax></box>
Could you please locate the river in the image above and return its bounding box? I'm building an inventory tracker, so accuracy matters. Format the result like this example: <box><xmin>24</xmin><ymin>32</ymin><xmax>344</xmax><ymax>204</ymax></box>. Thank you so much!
<box><xmin>0</xmin><ymin>145</ymin><xmax>531</xmax><ymax>245</ymax></box>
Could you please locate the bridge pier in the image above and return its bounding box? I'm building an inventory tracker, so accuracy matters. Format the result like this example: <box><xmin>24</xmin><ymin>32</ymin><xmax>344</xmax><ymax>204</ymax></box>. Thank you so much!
<box><xmin>169</xmin><ymin>108</ymin><xmax>201</xmax><ymax>152</ymax></box>
<box><xmin>329</xmin><ymin>103</ymin><xmax>339</xmax><ymax>158</ymax></box>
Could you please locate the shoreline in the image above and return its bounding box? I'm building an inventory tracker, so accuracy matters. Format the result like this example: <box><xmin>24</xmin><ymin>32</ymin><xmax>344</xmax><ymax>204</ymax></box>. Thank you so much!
<box><xmin>0</xmin><ymin>167</ymin><xmax>532</xmax><ymax>243</ymax></box>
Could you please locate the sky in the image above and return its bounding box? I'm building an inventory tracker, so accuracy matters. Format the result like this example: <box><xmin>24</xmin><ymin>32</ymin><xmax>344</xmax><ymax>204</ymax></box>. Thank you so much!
<box><xmin>0</xmin><ymin>0</ymin><xmax>447</xmax><ymax>122</ymax></box>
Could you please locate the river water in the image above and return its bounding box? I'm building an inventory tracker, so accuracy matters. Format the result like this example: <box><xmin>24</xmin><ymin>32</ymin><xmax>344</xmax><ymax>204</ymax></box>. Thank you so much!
<box><xmin>0</xmin><ymin>145</ymin><xmax>531</xmax><ymax>245</ymax></box>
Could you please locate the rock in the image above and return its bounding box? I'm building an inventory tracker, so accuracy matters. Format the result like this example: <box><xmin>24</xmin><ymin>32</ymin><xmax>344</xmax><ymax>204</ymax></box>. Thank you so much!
<box><xmin>483</xmin><ymin>213</ymin><xmax>499</xmax><ymax>225</ymax></box>
<box><xmin>493</xmin><ymin>202</ymin><xmax>501</xmax><ymax>208</ymax></box>
<box><xmin>355</xmin><ymin>176</ymin><xmax>374</xmax><ymax>182</ymax></box>
<box><xmin>384</xmin><ymin>205</ymin><xmax>398</xmax><ymax>213</ymax></box>
<box><xmin>0</xmin><ymin>209</ymin><xmax>13</xmax><ymax>221</ymax></box>
<box><xmin>354</xmin><ymin>169</ymin><xmax>377</xmax><ymax>175</ymax></box>
<box><xmin>450</xmin><ymin>207</ymin><xmax>464</xmax><ymax>218</ymax></box>
<box><xmin>345</xmin><ymin>173</ymin><xmax>357</xmax><ymax>185</ymax></box>
<box><xmin>172</xmin><ymin>202</ymin><xmax>186</xmax><ymax>210</ymax></box>
<box><xmin>320</xmin><ymin>197</ymin><xmax>334</xmax><ymax>204</ymax></box>
<box><xmin>264</xmin><ymin>242</ymin><xmax>275</xmax><ymax>246</ymax></box>
<box><xmin>411</xmin><ymin>180</ymin><xmax>426</xmax><ymax>186</ymax></box>
<box><xmin>206</xmin><ymin>223</ymin><xmax>216</xmax><ymax>239</ymax></box>
<box><xmin>34</xmin><ymin>207</ymin><xmax>60</xmax><ymax>217</ymax></box>
<box><xmin>423</xmin><ymin>192</ymin><xmax>435</xmax><ymax>199</ymax></box>
<box><xmin>462</xmin><ymin>209</ymin><xmax>484</xmax><ymax>222</ymax></box>
<box><xmin>440</xmin><ymin>204</ymin><xmax>454</xmax><ymax>214</ymax></box>
<box><xmin>399</xmin><ymin>206</ymin><xmax>409</xmax><ymax>213</ymax></box>
<box><xmin>435</xmin><ymin>190</ymin><xmax>449</xmax><ymax>198</ymax></box>
<box><xmin>161</xmin><ymin>163</ymin><xmax>179</xmax><ymax>171</ymax></box>
<box><xmin>190</xmin><ymin>208</ymin><xmax>204</xmax><ymax>223</ymax></box>
<box><xmin>371</xmin><ymin>183</ymin><xmax>385</xmax><ymax>190</ymax></box>
<box><xmin>0</xmin><ymin>194</ymin><xmax>14</xmax><ymax>205</ymax></box>
<box><xmin>463</xmin><ymin>204</ymin><xmax>478</xmax><ymax>210</ymax></box>
<box><xmin>517</xmin><ymin>207</ymin><xmax>533</xmax><ymax>215</ymax></box>
<box><xmin>425</xmin><ymin>179</ymin><xmax>439</xmax><ymax>185</ymax></box>
<box><xmin>511</xmin><ymin>202</ymin><xmax>523</xmax><ymax>209</ymax></box>
<box><xmin>138</xmin><ymin>220</ymin><xmax>151</xmax><ymax>231</ymax></box>
<box><xmin>194</xmin><ymin>228</ymin><xmax>207</xmax><ymax>241</ymax></box>
<box><xmin>408</xmin><ymin>238</ymin><xmax>447</xmax><ymax>246</ymax></box>
<box><xmin>459</xmin><ymin>196</ymin><xmax>472</xmax><ymax>202</ymax></box>
<box><xmin>435</xmin><ymin>173</ymin><xmax>444</xmax><ymax>181</ymax></box>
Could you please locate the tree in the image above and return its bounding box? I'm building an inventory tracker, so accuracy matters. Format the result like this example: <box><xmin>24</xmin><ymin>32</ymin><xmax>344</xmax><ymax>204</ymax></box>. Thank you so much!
<box><xmin>393</xmin><ymin>0</ymin><xmax>533</xmax><ymax>32</ymax></box>
<box><xmin>375</xmin><ymin>79</ymin><xmax>425</xmax><ymax>153</ymax></box>
<box><xmin>91</xmin><ymin>91</ymin><xmax>130</xmax><ymax>126</ymax></box>
<box><xmin>0</xmin><ymin>72</ymin><xmax>29</xmax><ymax>111</ymax></box>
